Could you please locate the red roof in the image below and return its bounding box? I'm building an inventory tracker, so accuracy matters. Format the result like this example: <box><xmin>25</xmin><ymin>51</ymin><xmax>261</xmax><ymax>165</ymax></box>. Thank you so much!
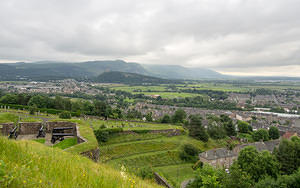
<box><xmin>282</xmin><ymin>132</ymin><xmax>297</xmax><ymax>139</ymax></box>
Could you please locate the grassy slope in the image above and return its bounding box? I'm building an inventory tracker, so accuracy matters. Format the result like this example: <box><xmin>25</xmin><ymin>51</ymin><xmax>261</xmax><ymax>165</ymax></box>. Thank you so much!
<box><xmin>0</xmin><ymin>113</ymin><xmax>19</xmax><ymax>123</ymax></box>
<box><xmin>0</xmin><ymin>113</ymin><xmax>98</xmax><ymax>154</ymax></box>
<box><xmin>154</xmin><ymin>163</ymin><xmax>195</xmax><ymax>188</ymax></box>
<box><xmin>0</xmin><ymin>137</ymin><xmax>162</xmax><ymax>188</ymax></box>
<box><xmin>53</xmin><ymin>138</ymin><xmax>77</xmax><ymax>150</ymax></box>
<box><xmin>100</xmin><ymin>129</ymin><xmax>228</xmax><ymax>188</ymax></box>
<box><xmin>91</xmin><ymin>119</ymin><xmax>183</xmax><ymax>131</ymax></box>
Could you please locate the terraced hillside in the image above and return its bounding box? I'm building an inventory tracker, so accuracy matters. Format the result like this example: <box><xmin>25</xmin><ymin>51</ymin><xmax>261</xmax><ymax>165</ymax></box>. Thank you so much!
<box><xmin>93</xmin><ymin>119</ymin><xmax>228</xmax><ymax>187</ymax></box>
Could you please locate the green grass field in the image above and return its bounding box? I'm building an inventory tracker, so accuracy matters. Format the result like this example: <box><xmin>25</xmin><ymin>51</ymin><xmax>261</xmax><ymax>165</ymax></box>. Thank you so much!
<box><xmin>0</xmin><ymin>137</ymin><xmax>161</xmax><ymax>188</ymax></box>
<box><xmin>0</xmin><ymin>112</ymin><xmax>45</xmax><ymax>123</ymax></box>
<box><xmin>0</xmin><ymin>113</ymin><xmax>19</xmax><ymax>123</ymax></box>
<box><xmin>53</xmin><ymin>138</ymin><xmax>77</xmax><ymax>150</ymax></box>
<box><xmin>33</xmin><ymin>138</ymin><xmax>46</xmax><ymax>144</ymax></box>
<box><xmin>91</xmin><ymin>119</ymin><xmax>183</xmax><ymax>131</ymax></box>
<box><xmin>154</xmin><ymin>163</ymin><xmax>195</xmax><ymax>188</ymax></box>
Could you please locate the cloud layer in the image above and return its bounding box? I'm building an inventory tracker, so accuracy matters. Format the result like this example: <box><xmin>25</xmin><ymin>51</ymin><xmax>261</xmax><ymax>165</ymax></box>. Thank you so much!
<box><xmin>0</xmin><ymin>0</ymin><xmax>300</xmax><ymax>76</ymax></box>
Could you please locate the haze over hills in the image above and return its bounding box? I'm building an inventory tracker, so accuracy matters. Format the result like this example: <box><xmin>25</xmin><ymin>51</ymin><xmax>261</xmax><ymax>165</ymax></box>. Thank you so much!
<box><xmin>142</xmin><ymin>64</ymin><xmax>225</xmax><ymax>79</ymax></box>
<box><xmin>96</xmin><ymin>71</ymin><xmax>180</xmax><ymax>84</ymax></box>
<box><xmin>0</xmin><ymin>60</ymin><xmax>225</xmax><ymax>81</ymax></box>
<box><xmin>0</xmin><ymin>60</ymin><xmax>299</xmax><ymax>82</ymax></box>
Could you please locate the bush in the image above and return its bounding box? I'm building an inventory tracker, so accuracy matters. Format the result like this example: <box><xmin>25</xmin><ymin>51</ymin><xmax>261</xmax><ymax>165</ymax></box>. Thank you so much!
<box><xmin>161</xmin><ymin>114</ymin><xmax>171</xmax><ymax>123</ymax></box>
<box><xmin>100</xmin><ymin>124</ymin><xmax>106</xmax><ymax>129</ymax></box>
<box><xmin>252</xmin><ymin>129</ymin><xmax>269</xmax><ymax>142</ymax></box>
<box><xmin>137</xmin><ymin>167</ymin><xmax>153</xmax><ymax>179</ymax></box>
<box><xmin>94</xmin><ymin>128</ymin><xmax>123</xmax><ymax>143</ymax></box>
<box><xmin>180</xmin><ymin>144</ymin><xmax>199</xmax><ymax>162</ymax></box>
<box><xmin>183</xmin><ymin>144</ymin><xmax>199</xmax><ymax>156</ymax></box>
<box><xmin>207</xmin><ymin>125</ymin><xmax>227</xmax><ymax>139</ymax></box>
<box><xmin>238</xmin><ymin>121</ymin><xmax>250</xmax><ymax>133</ymax></box>
<box><xmin>268</xmin><ymin>126</ymin><xmax>280</xmax><ymax>140</ymax></box>
<box><xmin>192</xmin><ymin>160</ymin><xmax>203</xmax><ymax>170</ymax></box>
<box><xmin>59</xmin><ymin>111</ymin><xmax>72</xmax><ymax>119</ymax></box>
<box><xmin>94</xmin><ymin>130</ymin><xmax>109</xmax><ymax>143</ymax></box>
<box><xmin>29</xmin><ymin>105</ymin><xmax>37</xmax><ymax>115</ymax></box>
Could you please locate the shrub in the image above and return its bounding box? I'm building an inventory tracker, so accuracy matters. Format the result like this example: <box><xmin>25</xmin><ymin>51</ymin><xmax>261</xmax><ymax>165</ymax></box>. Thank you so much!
<box><xmin>29</xmin><ymin>105</ymin><xmax>37</xmax><ymax>115</ymax></box>
<box><xmin>137</xmin><ymin>167</ymin><xmax>153</xmax><ymax>179</ymax></box>
<box><xmin>207</xmin><ymin>125</ymin><xmax>227</xmax><ymax>139</ymax></box>
<box><xmin>95</xmin><ymin>131</ymin><xmax>109</xmax><ymax>143</ymax></box>
<box><xmin>180</xmin><ymin>144</ymin><xmax>199</xmax><ymax>162</ymax></box>
<box><xmin>252</xmin><ymin>129</ymin><xmax>269</xmax><ymax>141</ymax></box>
<box><xmin>192</xmin><ymin>160</ymin><xmax>204</xmax><ymax>170</ymax></box>
<box><xmin>183</xmin><ymin>144</ymin><xmax>199</xmax><ymax>156</ymax></box>
<box><xmin>268</xmin><ymin>126</ymin><xmax>280</xmax><ymax>140</ymax></box>
<box><xmin>161</xmin><ymin>114</ymin><xmax>171</xmax><ymax>123</ymax></box>
<box><xmin>238</xmin><ymin>121</ymin><xmax>250</xmax><ymax>133</ymax></box>
<box><xmin>94</xmin><ymin>128</ymin><xmax>123</xmax><ymax>143</ymax></box>
<box><xmin>59</xmin><ymin>111</ymin><xmax>72</xmax><ymax>119</ymax></box>
<box><xmin>100</xmin><ymin>124</ymin><xmax>106</xmax><ymax>129</ymax></box>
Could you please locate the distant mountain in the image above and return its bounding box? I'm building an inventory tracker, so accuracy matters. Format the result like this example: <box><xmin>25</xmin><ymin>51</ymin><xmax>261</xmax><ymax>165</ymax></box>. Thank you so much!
<box><xmin>0</xmin><ymin>60</ymin><xmax>224</xmax><ymax>81</ymax></box>
<box><xmin>76</xmin><ymin>60</ymin><xmax>148</xmax><ymax>76</ymax></box>
<box><xmin>0</xmin><ymin>63</ymin><xmax>90</xmax><ymax>81</ymax></box>
<box><xmin>142</xmin><ymin>64</ymin><xmax>225</xmax><ymax>79</ymax></box>
<box><xmin>95</xmin><ymin>71</ymin><xmax>179</xmax><ymax>84</ymax></box>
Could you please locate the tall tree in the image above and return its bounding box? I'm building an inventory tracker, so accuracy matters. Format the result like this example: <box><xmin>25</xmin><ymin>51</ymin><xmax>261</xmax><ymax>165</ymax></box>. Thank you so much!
<box><xmin>252</xmin><ymin>129</ymin><xmax>269</xmax><ymax>141</ymax></box>
<box><xmin>237</xmin><ymin>146</ymin><xmax>279</xmax><ymax>182</ymax></box>
<box><xmin>268</xmin><ymin>126</ymin><xmax>280</xmax><ymax>140</ymax></box>
<box><xmin>189</xmin><ymin>115</ymin><xmax>209</xmax><ymax>142</ymax></box>
<box><xmin>221</xmin><ymin>115</ymin><xmax>236</xmax><ymax>137</ymax></box>
<box><xmin>172</xmin><ymin>109</ymin><xmax>187</xmax><ymax>123</ymax></box>
<box><xmin>274</xmin><ymin>138</ymin><xmax>300</xmax><ymax>174</ymax></box>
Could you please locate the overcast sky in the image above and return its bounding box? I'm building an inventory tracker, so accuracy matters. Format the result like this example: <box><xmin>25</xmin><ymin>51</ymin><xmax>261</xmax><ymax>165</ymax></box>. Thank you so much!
<box><xmin>0</xmin><ymin>0</ymin><xmax>300</xmax><ymax>76</ymax></box>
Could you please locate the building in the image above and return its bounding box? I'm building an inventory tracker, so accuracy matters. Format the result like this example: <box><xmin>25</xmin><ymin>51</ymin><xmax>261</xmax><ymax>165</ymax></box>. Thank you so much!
<box><xmin>199</xmin><ymin>140</ymin><xmax>280</xmax><ymax>168</ymax></box>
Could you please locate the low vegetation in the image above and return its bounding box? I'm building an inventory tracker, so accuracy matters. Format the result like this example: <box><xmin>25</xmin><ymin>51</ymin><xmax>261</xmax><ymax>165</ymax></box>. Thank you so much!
<box><xmin>0</xmin><ymin>137</ymin><xmax>161</xmax><ymax>188</ymax></box>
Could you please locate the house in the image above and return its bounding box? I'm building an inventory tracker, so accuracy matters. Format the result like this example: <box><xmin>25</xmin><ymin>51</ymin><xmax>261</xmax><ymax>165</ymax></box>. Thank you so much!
<box><xmin>282</xmin><ymin>132</ymin><xmax>298</xmax><ymax>139</ymax></box>
<box><xmin>199</xmin><ymin>140</ymin><xmax>280</xmax><ymax>168</ymax></box>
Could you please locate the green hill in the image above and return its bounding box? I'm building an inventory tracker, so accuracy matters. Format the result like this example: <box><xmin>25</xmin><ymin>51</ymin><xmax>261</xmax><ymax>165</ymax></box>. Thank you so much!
<box><xmin>0</xmin><ymin>136</ymin><xmax>161</xmax><ymax>188</ymax></box>
<box><xmin>91</xmin><ymin>119</ymin><xmax>227</xmax><ymax>188</ymax></box>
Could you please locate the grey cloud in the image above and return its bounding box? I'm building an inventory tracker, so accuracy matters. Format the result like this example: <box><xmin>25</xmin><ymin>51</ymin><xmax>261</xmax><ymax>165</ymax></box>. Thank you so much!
<box><xmin>0</xmin><ymin>0</ymin><xmax>300</xmax><ymax>76</ymax></box>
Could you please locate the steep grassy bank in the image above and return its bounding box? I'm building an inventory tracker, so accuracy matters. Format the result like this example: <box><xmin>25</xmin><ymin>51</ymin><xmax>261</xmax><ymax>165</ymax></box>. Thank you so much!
<box><xmin>0</xmin><ymin>137</ymin><xmax>161</xmax><ymax>188</ymax></box>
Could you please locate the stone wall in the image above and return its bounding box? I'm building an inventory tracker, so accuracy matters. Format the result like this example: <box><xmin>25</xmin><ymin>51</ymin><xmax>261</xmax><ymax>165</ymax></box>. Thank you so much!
<box><xmin>0</xmin><ymin>123</ymin><xmax>14</xmax><ymax>136</ymax></box>
<box><xmin>154</xmin><ymin>172</ymin><xmax>174</xmax><ymax>188</ymax></box>
<box><xmin>19</xmin><ymin>122</ymin><xmax>42</xmax><ymax>135</ymax></box>
<box><xmin>46</xmin><ymin>121</ymin><xmax>77</xmax><ymax>136</ymax></box>
<box><xmin>199</xmin><ymin>156</ymin><xmax>237</xmax><ymax>169</ymax></box>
